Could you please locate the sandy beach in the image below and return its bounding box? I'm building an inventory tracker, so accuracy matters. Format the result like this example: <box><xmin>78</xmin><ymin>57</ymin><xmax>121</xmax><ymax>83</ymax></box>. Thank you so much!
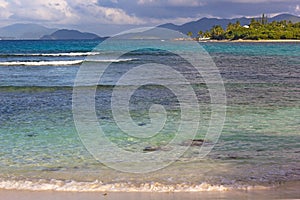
<box><xmin>199</xmin><ymin>39</ymin><xmax>300</xmax><ymax>43</ymax></box>
<box><xmin>1</xmin><ymin>182</ymin><xmax>299</xmax><ymax>200</ymax></box>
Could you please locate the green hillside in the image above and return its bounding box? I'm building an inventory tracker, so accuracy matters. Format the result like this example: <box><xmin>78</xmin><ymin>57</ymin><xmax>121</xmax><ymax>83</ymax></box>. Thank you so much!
<box><xmin>197</xmin><ymin>15</ymin><xmax>300</xmax><ymax>40</ymax></box>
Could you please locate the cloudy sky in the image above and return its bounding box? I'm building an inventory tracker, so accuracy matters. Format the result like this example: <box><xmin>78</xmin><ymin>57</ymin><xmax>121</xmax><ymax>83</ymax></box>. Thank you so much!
<box><xmin>0</xmin><ymin>0</ymin><xmax>299</xmax><ymax>35</ymax></box>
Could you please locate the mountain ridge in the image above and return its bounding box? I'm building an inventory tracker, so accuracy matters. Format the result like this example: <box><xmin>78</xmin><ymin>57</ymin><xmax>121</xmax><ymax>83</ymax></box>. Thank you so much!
<box><xmin>0</xmin><ymin>24</ymin><xmax>102</xmax><ymax>40</ymax></box>
<box><xmin>0</xmin><ymin>23</ymin><xmax>57</xmax><ymax>40</ymax></box>
<box><xmin>159</xmin><ymin>13</ymin><xmax>300</xmax><ymax>35</ymax></box>
<box><xmin>0</xmin><ymin>14</ymin><xmax>299</xmax><ymax>39</ymax></box>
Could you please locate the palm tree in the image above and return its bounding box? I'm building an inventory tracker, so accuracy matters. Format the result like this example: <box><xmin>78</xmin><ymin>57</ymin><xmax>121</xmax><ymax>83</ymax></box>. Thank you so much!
<box><xmin>235</xmin><ymin>20</ymin><xmax>241</xmax><ymax>28</ymax></box>
<box><xmin>197</xmin><ymin>31</ymin><xmax>203</xmax><ymax>38</ymax></box>
<box><xmin>187</xmin><ymin>31</ymin><xmax>193</xmax><ymax>38</ymax></box>
<box><xmin>211</xmin><ymin>25</ymin><xmax>225</xmax><ymax>39</ymax></box>
<box><xmin>203</xmin><ymin>31</ymin><xmax>211</xmax><ymax>38</ymax></box>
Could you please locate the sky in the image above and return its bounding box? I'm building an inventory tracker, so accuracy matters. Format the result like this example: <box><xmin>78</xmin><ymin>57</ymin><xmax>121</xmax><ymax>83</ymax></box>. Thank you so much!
<box><xmin>0</xmin><ymin>0</ymin><xmax>299</xmax><ymax>36</ymax></box>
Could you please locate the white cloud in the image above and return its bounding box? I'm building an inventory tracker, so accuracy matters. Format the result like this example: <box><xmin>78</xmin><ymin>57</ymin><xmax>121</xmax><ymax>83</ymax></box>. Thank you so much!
<box><xmin>67</xmin><ymin>1</ymin><xmax>144</xmax><ymax>25</ymax></box>
<box><xmin>0</xmin><ymin>0</ymin><xmax>8</xmax><ymax>7</ymax></box>
<box><xmin>136</xmin><ymin>0</ymin><xmax>291</xmax><ymax>6</ymax></box>
<box><xmin>6</xmin><ymin>0</ymin><xmax>76</xmax><ymax>22</ymax></box>
<box><xmin>228</xmin><ymin>0</ymin><xmax>296</xmax><ymax>3</ymax></box>
<box><xmin>167</xmin><ymin>0</ymin><xmax>205</xmax><ymax>7</ymax></box>
<box><xmin>137</xmin><ymin>0</ymin><xmax>159</xmax><ymax>5</ymax></box>
<box><xmin>0</xmin><ymin>0</ymin><xmax>298</xmax><ymax>35</ymax></box>
<box><xmin>137</xmin><ymin>0</ymin><xmax>205</xmax><ymax>6</ymax></box>
<box><xmin>97</xmin><ymin>6</ymin><xmax>144</xmax><ymax>24</ymax></box>
<box><xmin>0</xmin><ymin>0</ymin><xmax>144</xmax><ymax>25</ymax></box>
<box><xmin>0</xmin><ymin>0</ymin><xmax>11</xmax><ymax>18</ymax></box>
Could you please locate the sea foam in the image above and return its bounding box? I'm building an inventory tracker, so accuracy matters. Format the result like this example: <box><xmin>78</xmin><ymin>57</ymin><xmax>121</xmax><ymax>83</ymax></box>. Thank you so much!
<box><xmin>1</xmin><ymin>52</ymin><xmax>101</xmax><ymax>57</ymax></box>
<box><xmin>0</xmin><ymin>58</ymin><xmax>135</xmax><ymax>66</ymax></box>
<box><xmin>0</xmin><ymin>178</ymin><xmax>272</xmax><ymax>192</ymax></box>
<box><xmin>0</xmin><ymin>60</ymin><xmax>84</xmax><ymax>66</ymax></box>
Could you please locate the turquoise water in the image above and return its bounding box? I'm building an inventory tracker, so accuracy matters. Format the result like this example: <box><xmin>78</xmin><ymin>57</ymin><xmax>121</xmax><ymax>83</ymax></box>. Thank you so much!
<box><xmin>0</xmin><ymin>40</ymin><xmax>299</xmax><ymax>192</ymax></box>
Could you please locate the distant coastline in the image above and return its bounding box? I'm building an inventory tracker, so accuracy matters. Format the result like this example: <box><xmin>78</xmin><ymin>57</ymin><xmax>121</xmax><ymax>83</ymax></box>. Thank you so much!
<box><xmin>201</xmin><ymin>39</ymin><xmax>300</xmax><ymax>43</ymax></box>
<box><xmin>174</xmin><ymin>38</ymin><xmax>300</xmax><ymax>42</ymax></box>
<box><xmin>183</xmin><ymin>14</ymin><xmax>300</xmax><ymax>42</ymax></box>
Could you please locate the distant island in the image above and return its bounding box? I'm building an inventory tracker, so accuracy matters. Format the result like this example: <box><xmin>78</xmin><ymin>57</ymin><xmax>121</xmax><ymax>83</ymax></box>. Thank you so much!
<box><xmin>0</xmin><ymin>23</ymin><xmax>57</xmax><ymax>40</ymax></box>
<box><xmin>40</xmin><ymin>29</ymin><xmax>102</xmax><ymax>40</ymax></box>
<box><xmin>187</xmin><ymin>14</ymin><xmax>300</xmax><ymax>41</ymax></box>
<box><xmin>0</xmin><ymin>24</ymin><xmax>104</xmax><ymax>40</ymax></box>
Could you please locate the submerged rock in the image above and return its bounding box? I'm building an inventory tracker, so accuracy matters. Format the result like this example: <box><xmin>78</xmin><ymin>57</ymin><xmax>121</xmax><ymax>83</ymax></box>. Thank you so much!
<box><xmin>181</xmin><ymin>139</ymin><xmax>205</xmax><ymax>146</ymax></box>
<box><xmin>138</xmin><ymin>122</ymin><xmax>147</xmax><ymax>126</ymax></box>
<box><xmin>41</xmin><ymin>166</ymin><xmax>63</xmax><ymax>171</ymax></box>
<box><xmin>143</xmin><ymin>146</ymin><xmax>161</xmax><ymax>152</ymax></box>
<box><xmin>26</xmin><ymin>132</ymin><xmax>38</xmax><ymax>137</ymax></box>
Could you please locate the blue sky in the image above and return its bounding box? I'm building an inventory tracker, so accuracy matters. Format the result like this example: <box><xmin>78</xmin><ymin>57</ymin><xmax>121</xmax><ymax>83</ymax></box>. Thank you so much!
<box><xmin>0</xmin><ymin>0</ymin><xmax>299</xmax><ymax>36</ymax></box>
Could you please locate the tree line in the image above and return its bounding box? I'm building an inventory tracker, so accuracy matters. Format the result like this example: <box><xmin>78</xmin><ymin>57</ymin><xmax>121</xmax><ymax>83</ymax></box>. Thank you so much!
<box><xmin>189</xmin><ymin>15</ymin><xmax>300</xmax><ymax>40</ymax></box>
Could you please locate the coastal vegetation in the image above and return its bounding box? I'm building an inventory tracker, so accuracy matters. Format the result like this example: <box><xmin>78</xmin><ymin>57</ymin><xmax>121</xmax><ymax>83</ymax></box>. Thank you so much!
<box><xmin>195</xmin><ymin>14</ymin><xmax>300</xmax><ymax>40</ymax></box>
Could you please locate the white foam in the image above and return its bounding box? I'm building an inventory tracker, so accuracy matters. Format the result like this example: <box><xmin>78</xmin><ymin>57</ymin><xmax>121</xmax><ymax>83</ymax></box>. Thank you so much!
<box><xmin>0</xmin><ymin>60</ymin><xmax>84</xmax><ymax>66</ymax></box>
<box><xmin>0</xmin><ymin>58</ymin><xmax>135</xmax><ymax>66</ymax></box>
<box><xmin>86</xmin><ymin>58</ymin><xmax>136</xmax><ymax>63</ymax></box>
<box><xmin>11</xmin><ymin>52</ymin><xmax>101</xmax><ymax>57</ymax></box>
<box><xmin>0</xmin><ymin>179</ymin><xmax>272</xmax><ymax>192</ymax></box>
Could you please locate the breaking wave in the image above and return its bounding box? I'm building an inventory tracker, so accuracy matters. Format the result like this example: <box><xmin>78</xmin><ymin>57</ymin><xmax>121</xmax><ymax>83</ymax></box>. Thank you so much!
<box><xmin>0</xmin><ymin>52</ymin><xmax>101</xmax><ymax>57</ymax></box>
<box><xmin>0</xmin><ymin>58</ymin><xmax>136</xmax><ymax>66</ymax></box>
<box><xmin>0</xmin><ymin>179</ymin><xmax>272</xmax><ymax>192</ymax></box>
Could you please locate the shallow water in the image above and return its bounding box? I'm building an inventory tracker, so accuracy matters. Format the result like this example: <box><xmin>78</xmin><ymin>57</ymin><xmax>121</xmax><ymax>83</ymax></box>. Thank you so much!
<box><xmin>0</xmin><ymin>40</ymin><xmax>299</xmax><ymax>193</ymax></box>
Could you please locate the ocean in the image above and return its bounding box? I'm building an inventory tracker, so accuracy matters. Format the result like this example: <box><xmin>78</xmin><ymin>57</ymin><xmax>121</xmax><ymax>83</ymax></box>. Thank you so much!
<box><xmin>0</xmin><ymin>39</ymin><xmax>299</xmax><ymax>193</ymax></box>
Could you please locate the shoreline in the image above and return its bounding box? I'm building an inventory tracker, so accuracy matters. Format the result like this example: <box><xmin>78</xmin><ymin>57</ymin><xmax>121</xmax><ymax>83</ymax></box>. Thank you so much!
<box><xmin>198</xmin><ymin>39</ymin><xmax>300</xmax><ymax>43</ymax></box>
<box><xmin>174</xmin><ymin>38</ymin><xmax>300</xmax><ymax>43</ymax></box>
<box><xmin>0</xmin><ymin>181</ymin><xmax>299</xmax><ymax>199</ymax></box>
<box><xmin>1</xmin><ymin>182</ymin><xmax>299</xmax><ymax>200</ymax></box>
